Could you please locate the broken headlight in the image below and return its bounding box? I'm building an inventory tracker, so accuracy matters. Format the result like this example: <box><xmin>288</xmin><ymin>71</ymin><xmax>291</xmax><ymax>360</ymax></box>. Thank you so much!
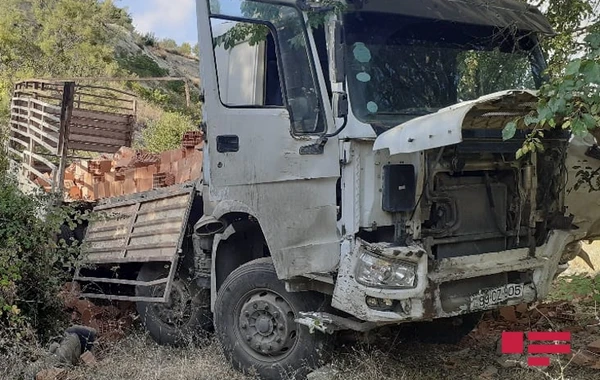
<box><xmin>355</xmin><ymin>252</ymin><xmax>417</xmax><ymax>289</ymax></box>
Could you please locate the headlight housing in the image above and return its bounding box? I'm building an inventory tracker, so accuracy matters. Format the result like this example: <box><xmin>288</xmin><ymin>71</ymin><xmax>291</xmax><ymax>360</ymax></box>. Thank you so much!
<box><xmin>355</xmin><ymin>252</ymin><xmax>417</xmax><ymax>289</ymax></box>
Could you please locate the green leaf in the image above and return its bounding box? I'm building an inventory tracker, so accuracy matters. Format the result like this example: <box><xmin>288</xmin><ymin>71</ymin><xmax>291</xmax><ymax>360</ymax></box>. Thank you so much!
<box><xmin>565</xmin><ymin>59</ymin><xmax>582</xmax><ymax>76</ymax></box>
<box><xmin>583</xmin><ymin>113</ymin><xmax>597</xmax><ymax>129</ymax></box>
<box><xmin>503</xmin><ymin>121</ymin><xmax>517</xmax><ymax>141</ymax></box>
<box><xmin>583</xmin><ymin>61</ymin><xmax>600</xmax><ymax>84</ymax></box>
<box><xmin>571</xmin><ymin>117</ymin><xmax>588</xmax><ymax>136</ymax></box>
<box><xmin>585</xmin><ymin>33</ymin><xmax>600</xmax><ymax>49</ymax></box>
<box><xmin>524</xmin><ymin>115</ymin><xmax>539</xmax><ymax>126</ymax></box>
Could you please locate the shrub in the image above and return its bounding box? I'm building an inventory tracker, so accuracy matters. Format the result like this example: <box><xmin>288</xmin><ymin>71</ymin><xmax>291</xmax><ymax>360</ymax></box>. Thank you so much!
<box><xmin>0</xmin><ymin>172</ymin><xmax>87</xmax><ymax>346</ymax></box>
<box><xmin>138</xmin><ymin>111</ymin><xmax>198</xmax><ymax>153</ymax></box>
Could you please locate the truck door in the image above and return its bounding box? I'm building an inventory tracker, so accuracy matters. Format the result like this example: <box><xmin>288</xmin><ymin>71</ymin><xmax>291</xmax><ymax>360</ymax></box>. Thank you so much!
<box><xmin>196</xmin><ymin>0</ymin><xmax>340</xmax><ymax>279</ymax></box>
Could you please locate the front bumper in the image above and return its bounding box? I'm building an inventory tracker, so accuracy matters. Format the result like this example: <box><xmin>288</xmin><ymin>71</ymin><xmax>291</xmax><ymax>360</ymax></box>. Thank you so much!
<box><xmin>331</xmin><ymin>230</ymin><xmax>574</xmax><ymax>323</ymax></box>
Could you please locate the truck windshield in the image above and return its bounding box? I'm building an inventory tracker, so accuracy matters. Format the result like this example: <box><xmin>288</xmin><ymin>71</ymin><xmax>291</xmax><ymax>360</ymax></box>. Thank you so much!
<box><xmin>344</xmin><ymin>12</ymin><xmax>546</xmax><ymax>127</ymax></box>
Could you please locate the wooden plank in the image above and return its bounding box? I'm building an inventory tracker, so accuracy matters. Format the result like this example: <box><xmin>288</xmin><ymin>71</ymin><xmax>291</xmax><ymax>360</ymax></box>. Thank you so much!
<box><xmin>73</xmin><ymin>98</ymin><xmax>134</xmax><ymax>111</ymax></box>
<box><xmin>82</xmin><ymin>254</ymin><xmax>173</xmax><ymax>264</ymax></box>
<box><xmin>10</xmin><ymin>127</ymin><xmax>57</xmax><ymax>153</ymax></box>
<box><xmin>69</xmin><ymin>133</ymin><xmax>129</xmax><ymax>147</ymax></box>
<box><xmin>74</xmin><ymin>91</ymin><xmax>133</xmax><ymax>104</ymax></box>
<box><xmin>71</xmin><ymin>108</ymin><xmax>132</xmax><ymax>123</ymax></box>
<box><xmin>55</xmin><ymin>82</ymin><xmax>75</xmax><ymax>194</ymax></box>
<box><xmin>74</xmin><ymin>276</ymin><xmax>168</xmax><ymax>287</ymax></box>
<box><xmin>22</xmin><ymin>150</ymin><xmax>57</xmax><ymax>172</ymax></box>
<box><xmin>21</xmin><ymin>162</ymin><xmax>52</xmax><ymax>185</ymax></box>
<box><xmin>7</xmin><ymin>147</ymin><xmax>24</xmax><ymax>159</ymax></box>
<box><xmin>29</xmin><ymin>116</ymin><xmax>60</xmax><ymax>133</ymax></box>
<box><xmin>70</xmin><ymin>125</ymin><xmax>129</xmax><ymax>140</ymax></box>
<box><xmin>79</xmin><ymin>293</ymin><xmax>168</xmax><ymax>303</ymax></box>
<box><xmin>9</xmin><ymin>136</ymin><xmax>28</xmax><ymax>148</ymax></box>
<box><xmin>68</xmin><ymin>141</ymin><xmax>122</xmax><ymax>153</ymax></box>
<box><xmin>86</xmin><ymin>242</ymin><xmax>175</xmax><ymax>254</ymax></box>
<box><xmin>71</xmin><ymin>117</ymin><xmax>131</xmax><ymax>131</ymax></box>
<box><xmin>11</xmin><ymin>121</ymin><xmax>59</xmax><ymax>143</ymax></box>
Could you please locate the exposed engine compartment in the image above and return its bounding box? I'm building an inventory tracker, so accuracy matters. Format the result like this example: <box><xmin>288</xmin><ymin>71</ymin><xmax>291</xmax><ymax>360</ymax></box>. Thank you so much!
<box><xmin>421</xmin><ymin>133</ymin><xmax>569</xmax><ymax>260</ymax></box>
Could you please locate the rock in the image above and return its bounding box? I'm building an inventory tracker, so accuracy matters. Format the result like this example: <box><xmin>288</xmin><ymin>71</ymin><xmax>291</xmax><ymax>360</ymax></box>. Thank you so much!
<box><xmin>478</xmin><ymin>365</ymin><xmax>499</xmax><ymax>379</ymax></box>
<box><xmin>307</xmin><ymin>365</ymin><xmax>340</xmax><ymax>380</ymax></box>
<box><xmin>35</xmin><ymin>368</ymin><xmax>67</xmax><ymax>380</ymax></box>
<box><xmin>587</xmin><ymin>339</ymin><xmax>600</xmax><ymax>354</ymax></box>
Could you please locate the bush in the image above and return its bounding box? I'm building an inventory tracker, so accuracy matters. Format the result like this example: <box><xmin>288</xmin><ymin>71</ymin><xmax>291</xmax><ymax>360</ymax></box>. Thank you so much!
<box><xmin>138</xmin><ymin>111</ymin><xmax>198</xmax><ymax>153</ymax></box>
<box><xmin>0</xmin><ymin>172</ymin><xmax>86</xmax><ymax>346</ymax></box>
<box><xmin>118</xmin><ymin>53</ymin><xmax>169</xmax><ymax>78</ymax></box>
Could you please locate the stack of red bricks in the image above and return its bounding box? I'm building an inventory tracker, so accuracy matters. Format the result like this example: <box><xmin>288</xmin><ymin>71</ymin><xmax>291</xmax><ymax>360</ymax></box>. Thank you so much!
<box><xmin>54</xmin><ymin>131</ymin><xmax>203</xmax><ymax>201</ymax></box>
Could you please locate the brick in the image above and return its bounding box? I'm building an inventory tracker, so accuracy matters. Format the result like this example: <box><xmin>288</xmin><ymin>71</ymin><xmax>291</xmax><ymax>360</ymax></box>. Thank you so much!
<box><xmin>89</xmin><ymin>160</ymin><xmax>112</xmax><ymax>175</ymax></box>
<box><xmin>124</xmin><ymin>178</ymin><xmax>136</xmax><ymax>195</ymax></box>
<box><xmin>147</xmin><ymin>165</ymin><xmax>158</xmax><ymax>176</ymax></box>
<box><xmin>153</xmin><ymin>173</ymin><xmax>167</xmax><ymax>189</ymax></box>
<box><xmin>164</xmin><ymin>173</ymin><xmax>176</xmax><ymax>186</ymax></box>
<box><xmin>182</xmin><ymin>131</ymin><xmax>204</xmax><ymax>148</ymax></box>
<box><xmin>80</xmin><ymin>351</ymin><xmax>97</xmax><ymax>366</ymax></box>
<box><xmin>68</xmin><ymin>186</ymin><xmax>81</xmax><ymax>200</ymax></box>
<box><xmin>134</xmin><ymin>167</ymin><xmax>150</xmax><ymax>181</ymax></box>
<box><xmin>172</xmin><ymin>148</ymin><xmax>184</xmax><ymax>162</ymax></box>
<box><xmin>137</xmin><ymin>178</ymin><xmax>153</xmax><ymax>192</ymax></box>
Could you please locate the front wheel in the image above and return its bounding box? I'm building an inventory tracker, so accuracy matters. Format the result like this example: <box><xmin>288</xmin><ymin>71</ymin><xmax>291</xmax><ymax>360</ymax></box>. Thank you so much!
<box><xmin>135</xmin><ymin>263</ymin><xmax>212</xmax><ymax>346</ymax></box>
<box><xmin>214</xmin><ymin>258</ymin><xmax>330</xmax><ymax>379</ymax></box>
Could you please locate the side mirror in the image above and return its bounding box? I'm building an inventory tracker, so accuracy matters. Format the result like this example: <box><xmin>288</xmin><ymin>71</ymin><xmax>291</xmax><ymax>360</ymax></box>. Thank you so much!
<box><xmin>327</xmin><ymin>20</ymin><xmax>345</xmax><ymax>84</ymax></box>
<box><xmin>332</xmin><ymin>91</ymin><xmax>348</xmax><ymax>118</ymax></box>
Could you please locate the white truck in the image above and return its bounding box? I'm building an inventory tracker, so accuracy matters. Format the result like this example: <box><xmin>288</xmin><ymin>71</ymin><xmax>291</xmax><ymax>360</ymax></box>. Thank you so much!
<box><xmin>68</xmin><ymin>0</ymin><xmax>600</xmax><ymax>378</ymax></box>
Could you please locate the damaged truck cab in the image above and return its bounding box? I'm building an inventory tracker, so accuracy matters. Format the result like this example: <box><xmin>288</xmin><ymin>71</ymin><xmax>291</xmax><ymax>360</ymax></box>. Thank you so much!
<box><xmin>192</xmin><ymin>0</ymin><xmax>578</xmax><ymax>373</ymax></box>
<box><xmin>76</xmin><ymin>0</ymin><xmax>596</xmax><ymax>378</ymax></box>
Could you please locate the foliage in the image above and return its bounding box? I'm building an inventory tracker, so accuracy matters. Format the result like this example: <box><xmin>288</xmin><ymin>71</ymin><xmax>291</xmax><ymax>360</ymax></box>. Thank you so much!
<box><xmin>0</xmin><ymin>0</ymin><xmax>123</xmax><ymax>125</ymax></box>
<box><xmin>549</xmin><ymin>274</ymin><xmax>600</xmax><ymax>303</ymax></box>
<box><xmin>179</xmin><ymin>42</ymin><xmax>193</xmax><ymax>56</ymax></box>
<box><xmin>137</xmin><ymin>32</ymin><xmax>158</xmax><ymax>47</ymax></box>
<box><xmin>193</xmin><ymin>43</ymin><xmax>200</xmax><ymax>57</ymax></box>
<box><xmin>160</xmin><ymin>38</ymin><xmax>179</xmax><ymax>50</ymax></box>
<box><xmin>138</xmin><ymin>111</ymin><xmax>197</xmax><ymax>153</ymax></box>
<box><xmin>0</xmin><ymin>172</ymin><xmax>89</xmax><ymax>345</ymax></box>
<box><xmin>503</xmin><ymin>31</ymin><xmax>600</xmax><ymax>158</ymax></box>
<box><xmin>537</xmin><ymin>0</ymin><xmax>600</xmax><ymax>76</ymax></box>
<box><xmin>118</xmin><ymin>53</ymin><xmax>169</xmax><ymax>78</ymax></box>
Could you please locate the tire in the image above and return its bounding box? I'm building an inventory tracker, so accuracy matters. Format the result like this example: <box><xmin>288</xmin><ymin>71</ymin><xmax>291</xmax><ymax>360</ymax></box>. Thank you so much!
<box><xmin>136</xmin><ymin>263</ymin><xmax>212</xmax><ymax>346</ymax></box>
<box><xmin>214</xmin><ymin>258</ymin><xmax>330</xmax><ymax>380</ymax></box>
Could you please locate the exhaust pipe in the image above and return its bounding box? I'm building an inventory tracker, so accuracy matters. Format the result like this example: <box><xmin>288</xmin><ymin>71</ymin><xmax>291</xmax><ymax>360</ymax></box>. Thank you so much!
<box><xmin>192</xmin><ymin>215</ymin><xmax>227</xmax><ymax>254</ymax></box>
<box><xmin>194</xmin><ymin>215</ymin><xmax>226</xmax><ymax>236</ymax></box>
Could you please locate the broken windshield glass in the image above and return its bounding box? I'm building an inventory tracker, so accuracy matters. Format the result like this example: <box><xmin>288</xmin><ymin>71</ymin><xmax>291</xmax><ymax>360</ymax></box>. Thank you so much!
<box><xmin>344</xmin><ymin>12</ymin><xmax>546</xmax><ymax>128</ymax></box>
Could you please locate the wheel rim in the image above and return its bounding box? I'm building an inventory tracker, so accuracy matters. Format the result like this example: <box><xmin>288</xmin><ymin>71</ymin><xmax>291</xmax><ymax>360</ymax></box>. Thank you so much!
<box><xmin>234</xmin><ymin>289</ymin><xmax>299</xmax><ymax>362</ymax></box>
<box><xmin>151</xmin><ymin>279</ymin><xmax>193</xmax><ymax>327</ymax></box>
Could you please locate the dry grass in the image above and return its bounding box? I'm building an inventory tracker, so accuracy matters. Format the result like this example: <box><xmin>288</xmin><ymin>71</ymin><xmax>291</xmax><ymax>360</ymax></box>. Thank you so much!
<box><xmin>5</xmin><ymin>244</ymin><xmax>600</xmax><ymax>380</ymax></box>
<box><xmin>10</xmin><ymin>327</ymin><xmax>591</xmax><ymax>380</ymax></box>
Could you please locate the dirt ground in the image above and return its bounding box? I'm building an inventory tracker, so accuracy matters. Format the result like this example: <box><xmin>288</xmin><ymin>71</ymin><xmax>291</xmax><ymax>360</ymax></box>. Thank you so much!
<box><xmin>7</xmin><ymin>245</ymin><xmax>600</xmax><ymax>380</ymax></box>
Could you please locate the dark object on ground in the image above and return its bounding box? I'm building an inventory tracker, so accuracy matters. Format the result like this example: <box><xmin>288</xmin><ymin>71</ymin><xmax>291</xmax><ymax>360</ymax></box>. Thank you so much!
<box><xmin>22</xmin><ymin>326</ymin><xmax>97</xmax><ymax>379</ymax></box>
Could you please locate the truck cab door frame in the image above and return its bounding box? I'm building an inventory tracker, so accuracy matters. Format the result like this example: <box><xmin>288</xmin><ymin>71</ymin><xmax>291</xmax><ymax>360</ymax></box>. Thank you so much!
<box><xmin>196</xmin><ymin>0</ymin><xmax>341</xmax><ymax>280</ymax></box>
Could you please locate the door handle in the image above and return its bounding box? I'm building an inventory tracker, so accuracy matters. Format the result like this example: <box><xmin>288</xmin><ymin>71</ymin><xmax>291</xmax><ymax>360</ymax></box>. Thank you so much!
<box><xmin>216</xmin><ymin>135</ymin><xmax>239</xmax><ymax>153</ymax></box>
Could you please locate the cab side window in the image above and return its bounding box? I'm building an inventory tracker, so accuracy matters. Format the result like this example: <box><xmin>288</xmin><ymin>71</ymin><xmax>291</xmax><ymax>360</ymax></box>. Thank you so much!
<box><xmin>209</xmin><ymin>0</ymin><xmax>325</xmax><ymax>134</ymax></box>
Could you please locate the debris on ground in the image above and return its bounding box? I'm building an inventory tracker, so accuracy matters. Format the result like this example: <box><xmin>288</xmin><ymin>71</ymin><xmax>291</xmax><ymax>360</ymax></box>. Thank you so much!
<box><xmin>59</xmin><ymin>282</ymin><xmax>135</xmax><ymax>343</ymax></box>
<box><xmin>23</xmin><ymin>326</ymin><xmax>97</xmax><ymax>380</ymax></box>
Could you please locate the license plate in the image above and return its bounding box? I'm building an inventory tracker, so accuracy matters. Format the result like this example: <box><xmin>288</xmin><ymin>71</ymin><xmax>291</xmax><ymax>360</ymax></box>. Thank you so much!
<box><xmin>470</xmin><ymin>284</ymin><xmax>524</xmax><ymax>310</ymax></box>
